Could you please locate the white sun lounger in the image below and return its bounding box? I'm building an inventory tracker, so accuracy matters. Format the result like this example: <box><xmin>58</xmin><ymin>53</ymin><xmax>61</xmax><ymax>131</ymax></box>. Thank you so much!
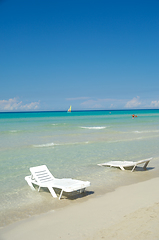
<box><xmin>98</xmin><ymin>157</ymin><xmax>153</xmax><ymax>172</ymax></box>
<box><xmin>25</xmin><ymin>165</ymin><xmax>90</xmax><ymax>199</ymax></box>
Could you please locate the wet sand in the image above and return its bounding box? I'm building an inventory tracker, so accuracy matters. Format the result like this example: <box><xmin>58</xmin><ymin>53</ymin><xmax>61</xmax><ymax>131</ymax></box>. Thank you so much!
<box><xmin>1</xmin><ymin>177</ymin><xmax>159</xmax><ymax>240</ymax></box>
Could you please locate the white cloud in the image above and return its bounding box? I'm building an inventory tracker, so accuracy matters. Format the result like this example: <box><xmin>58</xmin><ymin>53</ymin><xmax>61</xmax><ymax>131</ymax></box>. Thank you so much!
<box><xmin>125</xmin><ymin>96</ymin><xmax>141</xmax><ymax>108</ymax></box>
<box><xmin>0</xmin><ymin>98</ymin><xmax>40</xmax><ymax>111</ymax></box>
<box><xmin>151</xmin><ymin>100</ymin><xmax>159</xmax><ymax>108</ymax></box>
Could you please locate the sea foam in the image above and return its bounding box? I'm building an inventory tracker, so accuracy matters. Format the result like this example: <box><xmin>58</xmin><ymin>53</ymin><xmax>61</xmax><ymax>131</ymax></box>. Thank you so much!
<box><xmin>81</xmin><ymin>126</ymin><xmax>106</xmax><ymax>130</ymax></box>
<box><xmin>33</xmin><ymin>142</ymin><xmax>55</xmax><ymax>148</ymax></box>
<box><xmin>133</xmin><ymin>130</ymin><xmax>159</xmax><ymax>134</ymax></box>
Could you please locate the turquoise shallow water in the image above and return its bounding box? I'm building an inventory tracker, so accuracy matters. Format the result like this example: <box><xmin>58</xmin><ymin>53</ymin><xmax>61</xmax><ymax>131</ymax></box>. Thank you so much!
<box><xmin>1</xmin><ymin>110</ymin><xmax>159</xmax><ymax>226</ymax></box>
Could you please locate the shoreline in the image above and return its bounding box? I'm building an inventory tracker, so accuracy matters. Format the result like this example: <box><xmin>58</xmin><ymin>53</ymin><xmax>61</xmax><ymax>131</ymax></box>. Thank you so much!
<box><xmin>1</xmin><ymin>177</ymin><xmax>159</xmax><ymax>240</ymax></box>
<box><xmin>1</xmin><ymin>167</ymin><xmax>159</xmax><ymax>228</ymax></box>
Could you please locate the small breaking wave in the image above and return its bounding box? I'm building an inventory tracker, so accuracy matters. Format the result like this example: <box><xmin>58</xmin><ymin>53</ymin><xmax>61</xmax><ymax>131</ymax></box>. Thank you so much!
<box><xmin>33</xmin><ymin>141</ymin><xmax>89</xmax><ymax>148</ymax></box>
<box><xmin>133</xmin><ymin>130</ymin><xmax>159</xmax><ymax>134</ymax></box>
<box><xmin>80</xmin><ymin>126</ymin><xmax>106</xmax><ymax>130</ymax></box>
<box><xmin>10</xmin><ymin>130</ymin><xmax>18</xmax><ymax>133</ymax></box>
<box><xmin>33</xmin><ymin>142</ymin><xmax>56</xmax><ymax>148</ymax></box>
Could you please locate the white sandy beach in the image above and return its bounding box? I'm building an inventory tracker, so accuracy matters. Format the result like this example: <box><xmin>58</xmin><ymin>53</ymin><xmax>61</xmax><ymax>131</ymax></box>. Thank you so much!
<box><xmin>1</xmin><ymin>177</ymin><xmax>159</xmax><ymax>240</ymax></box>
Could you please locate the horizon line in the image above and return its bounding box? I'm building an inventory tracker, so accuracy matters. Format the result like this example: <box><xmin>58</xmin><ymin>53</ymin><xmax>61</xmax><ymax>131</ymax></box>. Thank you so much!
<box><xmin>0</xmin><ymin>108</ymin><xmax>159</xmax><ymax>114</ymax></box>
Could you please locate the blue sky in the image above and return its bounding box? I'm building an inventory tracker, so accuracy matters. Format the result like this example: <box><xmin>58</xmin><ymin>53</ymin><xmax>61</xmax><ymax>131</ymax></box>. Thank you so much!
<box><xmin>0</xmin><ymin>0</ymin><xmax>159</xmax><ymax>111</ymax></box>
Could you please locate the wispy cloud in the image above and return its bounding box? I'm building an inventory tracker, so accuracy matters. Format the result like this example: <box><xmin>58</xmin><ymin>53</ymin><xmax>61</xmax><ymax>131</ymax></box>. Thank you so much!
<box><xmin>81</xmin><ymin>99</ymin><xmax>102</xmax><ymax>108</ymax></box>
<box><xmin>66</xmin><ymin>97</ymin><xmax>90</xmax><ymax>101</ymax></box>
<box><xmin>67</xmin><ymin>96</ymin><xmax>159</xmax><ymax>110</ymax></box>
<box><xmin>81</xmin><ymin>98</ymin><xmax>120</xmax><ymax>109</ymax></box>
<box><xmin>0</xmin><ymin>98</ymin><xmax>40</xmax><ymax>111</ymax></box>
<box><xmin>125</xmin><ymin>96</ymin><xmax>141</xmax><ymax>108</ymax></box>
<box><xmin>151</xmin><ymin>100</ymin><xmax>159</xmax><ymax>108</ymax></box>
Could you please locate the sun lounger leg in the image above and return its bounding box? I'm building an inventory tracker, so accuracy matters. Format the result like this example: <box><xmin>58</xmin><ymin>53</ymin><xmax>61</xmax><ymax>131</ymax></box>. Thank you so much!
<box><xmin>59</xmin><ymin>190</ymin><xmax>63</xmax><ymax>200</ymax></box>
<box><xmin>28</xmin><ymin>181</ymin><xmax>36</xmax><ymax>190</ymax></box>
<box><xmin>79</xmin><ymin>188</ymin><xmax>85</xmax><ymax>193</ymax></box>
<box><xmin>120</xmin><ymin>166</ymin><xmax>125</xmax><ymax>170</ymax></box>
<box><xmin>48</xmin><ymin>186</ymin><xmax>57</xmax><ymax>198</ymax></box>
<box><xmin>131</xmin><ymin>165</ymin><xmax>136</xmax><ymax>172</ymax></box>
<box><xmin>143</xmin><ymin>161</ymin><xmax>150</xmax><ymax>170</ymax></box>
<box><xmin>25</xmin><ymin>176</ymin><xmax>36</xmax><ymax>190</ymax></box>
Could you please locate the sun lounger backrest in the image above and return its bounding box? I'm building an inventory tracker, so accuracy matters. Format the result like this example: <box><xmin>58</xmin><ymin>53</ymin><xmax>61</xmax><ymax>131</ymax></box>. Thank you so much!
<box><xmin>30</xmin><ymin>165</ymin><xmax>55</xmax><ymax>184</ymax></box>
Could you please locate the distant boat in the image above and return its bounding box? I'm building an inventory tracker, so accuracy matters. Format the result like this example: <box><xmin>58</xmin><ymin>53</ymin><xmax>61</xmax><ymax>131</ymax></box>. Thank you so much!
<box><xmin>67</xmin><ymin>105</ymin><xmax>71</xmax><ymax>112</ymax></box>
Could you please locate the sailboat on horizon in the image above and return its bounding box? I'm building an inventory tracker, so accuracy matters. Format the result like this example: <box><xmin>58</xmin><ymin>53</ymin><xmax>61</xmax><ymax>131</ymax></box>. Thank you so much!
<box><xmin>67</xmin><ymin>105</ymin><xmax>71</xmax><ymax>112</ymax></box>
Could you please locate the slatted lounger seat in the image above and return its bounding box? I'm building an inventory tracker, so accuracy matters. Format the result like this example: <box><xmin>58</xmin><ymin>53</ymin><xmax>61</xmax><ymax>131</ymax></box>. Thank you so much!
<box><xmin>98</xmin><ymin>157</ymin><xmax>153</xmax><ymax>172</ymax></box>
<box><xmin>25</xmin><ymin>165</ymin><xmax>90</xmax><ymax>199</ymax></box>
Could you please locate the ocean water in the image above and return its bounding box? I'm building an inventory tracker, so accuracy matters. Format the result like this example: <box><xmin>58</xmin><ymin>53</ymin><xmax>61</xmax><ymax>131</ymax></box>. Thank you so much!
<box><xmin>1</xmin><ymin>110</ymin><xmax>159</xmax><ymax>227</ymax></box>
